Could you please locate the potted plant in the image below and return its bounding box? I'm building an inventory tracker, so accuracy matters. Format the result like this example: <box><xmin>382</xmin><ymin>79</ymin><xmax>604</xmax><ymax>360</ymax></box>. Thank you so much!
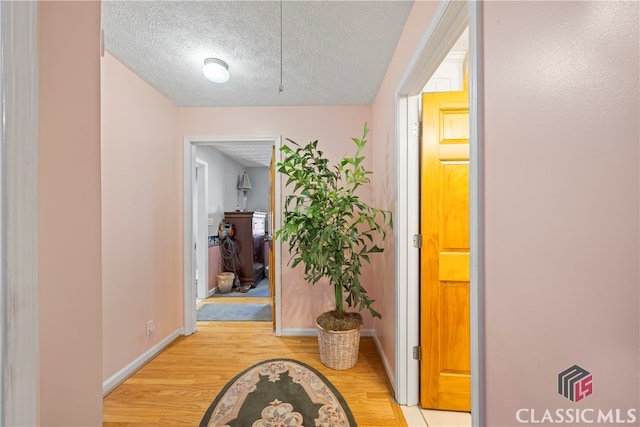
<box><xmin>276</xmin><ymin>122</ymin><xmax>392</xmax><ymax>370</ymax></box>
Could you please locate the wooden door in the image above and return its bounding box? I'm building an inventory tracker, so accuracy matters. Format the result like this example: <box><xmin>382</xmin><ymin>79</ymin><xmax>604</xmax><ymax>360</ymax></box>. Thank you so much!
<box><xmin>420</xmin><ymin>90</ymin><xmax>470</xmax><ymax>411</ymax></box>
<box><xmin>268</xmin><ymin>146</ymin><xmax>276</xmax><ymax>330</ymax></box>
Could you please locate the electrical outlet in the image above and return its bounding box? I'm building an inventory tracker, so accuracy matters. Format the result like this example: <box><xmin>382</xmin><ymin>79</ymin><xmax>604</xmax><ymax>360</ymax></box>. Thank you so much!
<box><xmin>146</xmin><ymin>320</ymin><xmax>155</xmax><ymax>336</ymax></box>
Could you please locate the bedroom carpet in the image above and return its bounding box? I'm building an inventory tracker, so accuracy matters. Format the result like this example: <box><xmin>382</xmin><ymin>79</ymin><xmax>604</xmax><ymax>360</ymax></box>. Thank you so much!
<box><xmin>196</xmin><ymin>303</ymin><xmax>271</xmax><ymax>321</ymax></box>
<box><xmin>210</xmin><ymin>277</ymin><xmax>269</xmax><ymax>298</ymax></box>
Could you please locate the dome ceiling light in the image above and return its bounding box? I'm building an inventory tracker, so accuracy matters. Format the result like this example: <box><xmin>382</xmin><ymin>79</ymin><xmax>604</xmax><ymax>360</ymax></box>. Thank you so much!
<box><xmin>202</xmin><ymin>58</ymin><xmax>230</xmax><ymax>83</ymax></box>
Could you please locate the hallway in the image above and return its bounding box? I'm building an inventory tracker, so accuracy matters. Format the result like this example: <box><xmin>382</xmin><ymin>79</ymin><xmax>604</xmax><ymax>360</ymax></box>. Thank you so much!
<box><xmin>103</xmin><ymin>322</ymin><xmax>407</xmax><ymax>426</ymax></box>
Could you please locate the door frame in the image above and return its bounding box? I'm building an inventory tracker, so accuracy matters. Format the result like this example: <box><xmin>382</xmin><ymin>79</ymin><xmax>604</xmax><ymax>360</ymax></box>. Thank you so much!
<box><xmin>1</xmin><ymin>1</ymin><xmax>39</xmax><ymax>424</ymax></box>
<box><xmin>183</xmin><ymin>136</ymin><xmax>282</xmax><ymax>335</ymax></box>
<box><xmin>394</xmin><ymin>0</ymin><xmax>484</xmax><ymax>422</ymax></box>
<box><xmin>195</xmin><ymin>158</ymin><xmax>209</xmax><ymax>300</ymax></box>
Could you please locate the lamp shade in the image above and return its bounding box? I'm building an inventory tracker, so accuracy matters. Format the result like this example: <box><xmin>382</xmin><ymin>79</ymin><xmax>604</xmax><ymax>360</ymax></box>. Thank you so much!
<box><xmin>238</xmin><ymin>172</ymin><xmax>252</xmax><ymax>191</ymax></box>
<box><xmin>202</xmin><ymin>58</ymin><xmax>230</xmax><ymax>83</ymax></box>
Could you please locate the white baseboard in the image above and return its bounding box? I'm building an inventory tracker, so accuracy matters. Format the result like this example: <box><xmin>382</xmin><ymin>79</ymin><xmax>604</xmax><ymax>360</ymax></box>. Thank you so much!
<box><xmin>373</xmin><ymin>332</ymin><xmax>396</xmax><ymax>393</ymax></box>
<box><xmin>102</xmin><ymin>327</ymin><xmax>184</xmax><ymax>395</ymax></box>
<box><xmin>278</xmin><ymin>328</ymin><xmax>375</xmax><ymax>337</ymax></box>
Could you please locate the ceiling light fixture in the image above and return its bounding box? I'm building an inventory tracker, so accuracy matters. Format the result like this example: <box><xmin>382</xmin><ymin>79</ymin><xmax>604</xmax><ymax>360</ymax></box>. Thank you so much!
<box><xmin>202</xmin><ymin>58</ymin><xmax>230</xmax><ymax>83</ymax></box>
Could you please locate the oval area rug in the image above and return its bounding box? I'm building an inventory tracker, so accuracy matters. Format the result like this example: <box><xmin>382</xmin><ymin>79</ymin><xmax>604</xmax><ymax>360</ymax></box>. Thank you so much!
<box><xmin>199</xmin><ymin>358</ymin><xmax>357</xmax><ymax>426</ymax></box>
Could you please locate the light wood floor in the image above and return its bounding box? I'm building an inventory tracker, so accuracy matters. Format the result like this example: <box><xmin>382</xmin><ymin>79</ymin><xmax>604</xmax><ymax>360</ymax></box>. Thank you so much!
<box><xmin>103</xmin><ymin>320</ymin><xmax>408</xmax><ymax>426</ymax></box>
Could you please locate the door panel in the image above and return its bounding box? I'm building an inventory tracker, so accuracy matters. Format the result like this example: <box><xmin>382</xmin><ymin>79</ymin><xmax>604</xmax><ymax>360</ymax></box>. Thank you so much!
<box><xmin>420</xmin><ymin>90</ymin><xmax>470</xmax><ymax>412</ymax></box>
<box><xmin>439</xmin><ymin>253</ymin><xmax>470</xmax><ymax>282</ymax></box>
<box><xmin>441</xmin><ymin>283</ymin><xmax>470</xmax><ymax>372</ymax></box>
<box><xmin>441</xmin><ymin>163</ymin><xmax>469</xmax><ymax>250</ymax></box>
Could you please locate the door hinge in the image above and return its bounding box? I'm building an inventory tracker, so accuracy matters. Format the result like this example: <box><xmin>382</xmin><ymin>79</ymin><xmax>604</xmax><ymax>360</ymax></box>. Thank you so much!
<box><xmin>412</xmin><ymin>121</ymin><xmax>423</xmax><ymax>138</ymax></box>
<box><xmin>413</xmin><ymin>346</ymin><xmax>421</xmax><ymax>360</ymax></box>
<box><xmin>413</xmin><ymin>234</ymin><xmax>422</xmax><ymax>248</ymax></box>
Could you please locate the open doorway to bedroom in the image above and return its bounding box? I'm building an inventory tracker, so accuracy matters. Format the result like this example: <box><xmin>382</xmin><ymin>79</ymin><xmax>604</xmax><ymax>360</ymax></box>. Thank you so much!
<box><xmin>183</xmin><ymin>137</ymin><xmax>282</xmax><ymax>335</ymax></box>
<box><xmin>194</xmin><ymin>144</ymin><xmax>271</xmax><ymax>322</ymax></box>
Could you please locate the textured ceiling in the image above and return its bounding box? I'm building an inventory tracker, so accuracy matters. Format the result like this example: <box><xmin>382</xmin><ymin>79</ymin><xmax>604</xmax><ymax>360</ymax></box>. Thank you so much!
<box><xmin>101</xmin><ymin>0</ymin><xmax>414</xmax><ymax>108</ymax></box>
<box><xmin>205</xmin><ymin>144</ymin><xmax>273</xmax><ymax>168</ymax></box>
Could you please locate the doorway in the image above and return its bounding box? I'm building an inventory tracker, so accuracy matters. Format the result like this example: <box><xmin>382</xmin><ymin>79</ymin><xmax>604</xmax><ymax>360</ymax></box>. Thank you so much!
<box><xmin>183</xmin><ymin>136</ymin><xmax>282</xmax><ymax>336</ymax></box>
<box><xmin>394</xmin><ymin>0</ymin><xmax>484</xmax><ymax>424</ymax></box>
<box><xmin>194</xmin><ymin>156</ymin><xmax>271</xmax><ymax>323</ymax></box>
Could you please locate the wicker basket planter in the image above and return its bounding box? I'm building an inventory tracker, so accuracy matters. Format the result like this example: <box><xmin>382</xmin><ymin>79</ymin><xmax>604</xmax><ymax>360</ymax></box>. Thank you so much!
<box><xmin>316</xmin><ymin>322</ymin><xmax>362</xmax><ymax>370</ymax></box>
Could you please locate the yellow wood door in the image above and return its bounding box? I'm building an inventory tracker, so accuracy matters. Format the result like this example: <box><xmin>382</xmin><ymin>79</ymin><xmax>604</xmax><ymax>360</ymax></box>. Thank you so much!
<box><xmin>420</xmin><ymin>90</ymin><xmax>470</xmax><ymax>411</ymax></box>
<box><xmin>268</xmin><ymin>145</ymin><xmax>276</xmax><ymax>330</ymax></box>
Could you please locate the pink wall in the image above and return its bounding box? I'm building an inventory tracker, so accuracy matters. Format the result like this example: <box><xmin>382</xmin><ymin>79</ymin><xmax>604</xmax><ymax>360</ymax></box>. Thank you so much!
<box><xmin>483</xmin><ymin>2</ymin><xmax>639</xmax><ymax>425</ymax></box>
<box><xmin>38</xmin><ymin>1</ymin><xmax>103</xmax><ymax>425</ymax></box>
<box><xmin>179</xmin><ymin>107</ymin><xmax>373</xmax><ymax>329</ymax></box>
<box><xmin>101</xmin><ymin>51</ymin><xmax>182</xmax><ymax>380</ymax></box>
<box><xmin>370</xmin><ymin>0</ymin><xmax>439</xmax><ymax>382</ymax></box>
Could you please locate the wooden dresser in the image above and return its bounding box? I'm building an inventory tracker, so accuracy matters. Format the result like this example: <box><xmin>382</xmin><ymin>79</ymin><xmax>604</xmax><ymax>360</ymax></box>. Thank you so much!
<box><xmin>223</xmin><ymin>211</ymin><xmax>266</xmax><ymax>286</ymax></box>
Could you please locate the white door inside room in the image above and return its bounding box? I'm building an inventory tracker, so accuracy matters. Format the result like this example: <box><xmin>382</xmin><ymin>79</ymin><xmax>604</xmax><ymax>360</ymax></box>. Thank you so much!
<box><xmin>195</xmin><ymin>160</ymin><xmax>209</xmax><ymax>300</ymax></box>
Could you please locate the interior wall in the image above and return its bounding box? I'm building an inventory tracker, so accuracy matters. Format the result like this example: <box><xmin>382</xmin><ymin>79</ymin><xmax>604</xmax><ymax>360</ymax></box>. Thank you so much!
<box><xmin>482</xmin><ymin>1</ymin><xmax>639</xmax><ymax>424</ymax></box>
<box><xmin>38</xmin><ymin>2</ymin><xmax>103</xmax><ymax>425</ymax></box>
<box><xmin>101</xmin><ymin>51</ymin><xmax>182</xmax><ymax>382</ymax></box>
<box><xmin>246</xmin><ymin>167</ymin><xmax>269</xmax><ymax>213</ymax></box>
<box><xmin>195</xmin><ymin>146</ymin><xmax>245</xmax><ymax>233</ymax></box>
<box><xmin>179</xmin><ymin>106</ymin><xmax>373</xmax><ymax>330</ymax></box>
<box><xmin>370</xmin><ymin>0</ymin><xmax>439</xmax><ymax>387</ymax></box>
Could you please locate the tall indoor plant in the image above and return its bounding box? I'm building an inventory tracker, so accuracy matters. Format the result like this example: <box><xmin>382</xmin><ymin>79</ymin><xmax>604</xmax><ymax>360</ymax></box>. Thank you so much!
<box><xmin>276</xmin><ymin>123</ymin><xmax>392</xmax><ymax>369</ymax></box>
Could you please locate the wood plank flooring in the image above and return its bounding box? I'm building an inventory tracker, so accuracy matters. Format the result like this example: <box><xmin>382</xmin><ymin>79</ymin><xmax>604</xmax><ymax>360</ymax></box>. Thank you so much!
<box><xmin>103</xmin><ymin>321</ymin><xmax>408</xmax><ymax>426</ymax></box>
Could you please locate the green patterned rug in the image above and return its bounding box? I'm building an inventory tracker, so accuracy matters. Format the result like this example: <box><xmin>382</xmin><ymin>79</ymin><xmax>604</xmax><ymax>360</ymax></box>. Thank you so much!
<box><xmin>199</xmin><ymin>359</ymin><xmax>357</xmax><ymax>426</ymax></box>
